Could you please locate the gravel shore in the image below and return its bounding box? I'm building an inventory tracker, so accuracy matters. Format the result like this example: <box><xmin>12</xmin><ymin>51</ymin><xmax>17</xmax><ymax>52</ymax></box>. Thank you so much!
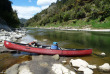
<box><xmin>37</xmin><ymin>27</ymin><xmax>110</xmax><ymax>32</ymax></box>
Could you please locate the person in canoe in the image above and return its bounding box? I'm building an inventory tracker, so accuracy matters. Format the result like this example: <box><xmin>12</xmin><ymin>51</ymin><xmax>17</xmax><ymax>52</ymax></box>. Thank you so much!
<box><xmin>51</xmin><ymin>42</ymin><xmax>59</xmax><ymax>50</ymax></box>
<box><xmin>28</xmin><ymin>40</ymin><xmax>40</xmax><ymax>47</ymax></box>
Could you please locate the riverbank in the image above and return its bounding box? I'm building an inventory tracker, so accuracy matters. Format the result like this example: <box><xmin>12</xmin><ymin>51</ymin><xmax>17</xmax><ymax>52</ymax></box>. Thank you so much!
<box><xmin>36</xmin><ymin>26</ymin><xmax>110</xmax><ymax>32</ymax></box>
<box><xmin>0</xmin><ymin>28</ymin><xmax>26</xmax><ymax>47</ymax></box>
<box><xmin>28</xmin><ymin>16</ymin><xmax>110</xmax><ymax>31</ymax></box>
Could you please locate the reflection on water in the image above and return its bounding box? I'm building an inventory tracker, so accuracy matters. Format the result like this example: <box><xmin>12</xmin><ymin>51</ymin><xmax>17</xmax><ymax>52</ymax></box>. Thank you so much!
<box><xmin>26</xmin><ymin>28</ymin><xmax>110</xmax><ymax>66</ymax></box>
<box><xmin>27</xmin><ymin>28</ymin><xmax>110</xmax><ymax>55</ymax></box>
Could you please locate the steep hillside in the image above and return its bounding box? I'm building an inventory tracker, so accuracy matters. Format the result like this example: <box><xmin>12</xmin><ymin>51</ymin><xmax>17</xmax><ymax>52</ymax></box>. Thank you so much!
<box><xmin>0</xmin><ymin>18</ymin><xmax>11</xmax><ymax>31</ymax></box>
<box><xmin>27</xmin><ymin>0</ymin><xmax>110</xmax><ymax>28</ymax></box>
<box><xmin>0</xmin><ymin>0</ymin><xmax>20</xmax><ymax>28</ymax></box>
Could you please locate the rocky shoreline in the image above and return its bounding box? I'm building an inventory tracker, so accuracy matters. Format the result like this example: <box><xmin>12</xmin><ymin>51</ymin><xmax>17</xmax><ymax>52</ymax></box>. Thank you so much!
<box><xmin>4</xmin><ymin>54</ymin><xmax>110</xmax><ymax>74</ymax></box>
<box><xmin>0</xmin><ymin>28</ymin><xmax>110</xmax><ymax>74</ymax></box>
<box><xmin>37</xmin><ymin>27</ymin><xmax>110</xmax><ymax>32</ymax></box>
<box><xmin>0</xmin><ymin>28</ymin><xmax>26</xmax><ymax>48</ymax></box>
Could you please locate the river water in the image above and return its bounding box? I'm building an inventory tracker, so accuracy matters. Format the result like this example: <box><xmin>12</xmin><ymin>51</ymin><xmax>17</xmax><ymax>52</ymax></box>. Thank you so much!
<box><xmin>26</xmin><ymin>28</ymin><xmax>110</xmax><ymax>64</ymax></box>
<box><xmin>1</xmin><ymin>28</ymin><xmax>110</xmax><ymax>73</ymax></box>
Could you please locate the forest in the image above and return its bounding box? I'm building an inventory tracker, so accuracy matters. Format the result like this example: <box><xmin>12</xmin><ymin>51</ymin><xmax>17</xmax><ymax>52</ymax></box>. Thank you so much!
<box><xmin>0</xmin><ymin>0</ymin><xmax>20</xmax><ymax>28</ymax></box>
<box><xmin>27</xmin><ymin>0</ymin><xmax>110</xmax><ymax>28</ymax></box>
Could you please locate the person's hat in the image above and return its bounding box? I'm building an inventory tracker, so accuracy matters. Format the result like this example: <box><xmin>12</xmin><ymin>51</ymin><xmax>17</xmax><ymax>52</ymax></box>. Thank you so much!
<box><xmin>53</xmin><ymin>42</ymin><xmax>58</xmax><ymax>45</ymax></box>
<box><xmin>33</xmin><ymin>40</ymin><xmax>38</xmax><ymax>42</ymax></box>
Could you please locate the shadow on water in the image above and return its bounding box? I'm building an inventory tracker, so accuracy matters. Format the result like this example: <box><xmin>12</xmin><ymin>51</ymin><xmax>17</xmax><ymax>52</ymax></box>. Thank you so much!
<box><xmin>13</xmin><ymin>51</ymin><xmax>37</xmax><ymax>57</ymax></box>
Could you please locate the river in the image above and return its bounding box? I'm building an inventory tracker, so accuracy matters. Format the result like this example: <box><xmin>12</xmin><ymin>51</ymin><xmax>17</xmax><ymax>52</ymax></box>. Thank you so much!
<box><xmin>27</xmin><ymin>28</ymin><xmax>110</xmax><ymax>54</ymax></box>
<box><xmin>26</xmin><ymin>28</ymin><xmax>110</xmax><ymax>64</ymax></box>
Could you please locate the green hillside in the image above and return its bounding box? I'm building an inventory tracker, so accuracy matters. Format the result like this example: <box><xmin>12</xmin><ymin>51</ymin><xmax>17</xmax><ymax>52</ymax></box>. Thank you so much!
<box><xmin>27</xmin><ymin>0</ymin><xmax>110</xmax><ymax>29</ymax></box>
<box><xmin>19</xmin><ymin>18</ymin><xmax>27</xmax><ymax>24</ymax></box>
<box><xmin>19</xmin><ymin>18</ymin><xmax>28</xmax><ymax>27</ymax></box>
<box><xmin>0</xmin><ymin>0</ymin><xmax>20</xmax><ymax>28</ymax></box>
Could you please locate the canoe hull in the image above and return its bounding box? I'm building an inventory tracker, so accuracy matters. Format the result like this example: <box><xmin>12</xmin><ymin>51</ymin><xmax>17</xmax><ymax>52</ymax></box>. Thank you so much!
<box><xmin>4</xmin><ymin>40</ymin><xmax>92</xmax><ymax>56</ymax></box>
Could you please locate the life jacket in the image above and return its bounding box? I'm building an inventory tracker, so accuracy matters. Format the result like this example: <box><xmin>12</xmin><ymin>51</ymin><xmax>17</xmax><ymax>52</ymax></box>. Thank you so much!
<box><xmin>29</xmin><ymin>42</ymin><xmax>38</xmax><ymax>47</ymax></box>
<box><xmin>51</xmin><ymin>45</ymin><xmax>58</xmax><ymax>49</ymax></box>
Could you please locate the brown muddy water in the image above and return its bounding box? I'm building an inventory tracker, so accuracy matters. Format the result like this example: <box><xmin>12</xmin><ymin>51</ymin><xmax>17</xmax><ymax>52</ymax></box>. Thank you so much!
<box><xmin>0</xmin><ymin>28</ymin><xmax>110</xmax><ymax>74</ymax></box>
<box><xmin>0</xmin><ymin>53</ymin><xmax>31</xmax><ymax>73</ymax></box>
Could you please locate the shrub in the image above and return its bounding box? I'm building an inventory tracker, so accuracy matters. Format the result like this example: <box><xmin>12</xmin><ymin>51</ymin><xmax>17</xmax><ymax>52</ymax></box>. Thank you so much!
<box><xmin>63</xmin><ymin>12</ymin><xmax>70</xmax><ymax>21</ymax></box>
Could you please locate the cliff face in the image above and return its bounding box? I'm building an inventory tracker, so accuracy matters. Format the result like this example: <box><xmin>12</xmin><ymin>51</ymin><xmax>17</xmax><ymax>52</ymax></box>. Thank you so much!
<box><xmin>0</xmin><ymin>18</ymin><xmax>11</xmax><ymax>31</ymax></box>
<box><xmin>0</xmin><ymin>0</ymin><xmax>20</xmax><ymax>28</ymax></box>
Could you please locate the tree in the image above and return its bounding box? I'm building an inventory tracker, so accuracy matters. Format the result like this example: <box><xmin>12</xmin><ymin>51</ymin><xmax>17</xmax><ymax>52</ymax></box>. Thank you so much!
<box><xmin>0</xmin><ymin>0</ymin><xmax>20</xmax><ymax>28</ymax></box>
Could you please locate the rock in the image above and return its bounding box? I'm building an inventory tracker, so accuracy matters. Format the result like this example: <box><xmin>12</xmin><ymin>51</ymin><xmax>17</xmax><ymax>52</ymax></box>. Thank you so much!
<box><xmin>62</xmin><ymin>61</ymin><xmax>67</xmax><ymax>64</ymax></box>
<box><xmin>99</xmin><ymin>63</ymin><xmax>110</xmax><ymax>72</ymax></box>
<box><xmin>32</xmin><ymin>55</ymin><xmax>43</xmax><ymax>61</ymax></box>
<box><xmin>70</xmin><ymin>59</ymin><xmax>89</xmax><ymax>67</ymax></box>
<box><xmin>83</xmin><ymin>68</ymin><xmax>93</xmax><ymax>74</ymax></box>
<box><xmin>0</xmin><ymin>36</ymin><xmax>6</xmax><ymax>41</ymax></box>
<box><xmin>5</xmin><ymin>64</ymin><xmax>19</xmax><ymax>74</ymax></box>
<box><xmin>78</xmin><ymin>66</ymin><xmax>86</xmax><ymax>71</ymax></box>
<box><xmin>28</xmin><ymin>55</ymin><xmax>57</xmax><ymax>74</ymax></box>
<box><xmin>0</xmin><ymin>44</ymin><xmax>4</xmax><ymax>47</ymax></box>
<box><xmin>12</xmin><ymin>37</ymin><xmax>17</xmax><ymax>42</ymax></box>
<box><xmin>1</xmin><ymin>40</ymin><xmax>4</xmax><ymax>44</ymax></box>
<box><xmin>18</xmin><ymin>65</ymin><xmax>33</xmax><ymax>74</ymax></box>
<box><xmin>70</xmin><ymin>71</ymin><xmax>76</xmax><ymax>74</ymax></box>
<box><xmin>20</xmin><ymin>41</ymin><xmax>27</xmax><ymax>44</ymax></box>
<box><xmin>52</xmin><ymin>64</ymin><xmax>76</xmax><ymax>74</ymax></box>
<box><xmin>52</xmin><ymin>54</ymin><xmax>60</xmax><ymax>60</ymax></box>
<box><xmin>5</xmin><ymin>38</ymin><xmax>11</xmax><ymax>41</ymax></box>
<box><xmin>0</xmin><ymin>28</ymin><xmax>26</xmax><ymax>46</ymax></box>
<box><xmin>88</xmin><ymin>65</ymin><xmax>97</xmax><ymax>69</ymax></box>
<box><xmin>18</xmin><ymin>62</ymin><xmax>32</xmax><ymax>74</ymax></box>
<box><xmin>100</xmin><ymin>52</ymin><xmax>106</xmax><ymax>56</ymax></box>
<box><xmin>40</xmin><ymin>62</ymin><xmax>48</xmax><ymax>67</ymax></box>
<box><xmin>78</xmin><ymin>66</ymin><xmax>93</xmax><ymax>74</ymax></box>
<box><xmin>15</xmin><ymin>34</ymin><xmax>22</xmax><ymax>39</ymax></box>
<box><xmin>61</xmin><ymin>66</ymin><xmax>69</xmax><ymax>73</ymax></box>
<box><xmin>43</xmin><ymin>39</ymin><xmax>48</xmax><ymax>41</ymax></box>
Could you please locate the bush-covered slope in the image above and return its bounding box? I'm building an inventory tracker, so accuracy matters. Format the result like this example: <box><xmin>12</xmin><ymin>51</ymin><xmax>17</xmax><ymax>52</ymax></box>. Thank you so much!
<box><xmin>0</xmin><ymin>0</ymin><xmax>20</xmax><ymax>28</ymax></box>
<box><xmin>19</xmin><ymin>18</ymin><xmax>27</xmax><ymax>24</ymax></box>
<box><xmin>19</xmin><ymin>18</ymin><xmax>28</xmax><ymax>27</ymax></box>
<box><xmin>27</xmin><ymin>0</ymin><xmax>110</xmax><ymax>28</ymax></box>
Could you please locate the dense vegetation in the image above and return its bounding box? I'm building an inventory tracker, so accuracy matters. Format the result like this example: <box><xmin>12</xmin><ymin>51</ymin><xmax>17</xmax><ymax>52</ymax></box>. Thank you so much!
<box><xmin>27</xmin><ymin>0</ymin><xmax>110</xmax><ymax>29</ymax></box>
<box><xmin>0</xmin><ymin>0</ymin><xmax>20</xmax><ymax>28</ymax></box>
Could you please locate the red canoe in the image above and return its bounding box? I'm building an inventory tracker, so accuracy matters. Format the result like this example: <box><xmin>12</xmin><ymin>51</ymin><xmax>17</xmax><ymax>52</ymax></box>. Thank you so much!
<box><xmin>4</xmin><ymin>40</ymin><xmax>92</xmax><ymax>56</ymax></box>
